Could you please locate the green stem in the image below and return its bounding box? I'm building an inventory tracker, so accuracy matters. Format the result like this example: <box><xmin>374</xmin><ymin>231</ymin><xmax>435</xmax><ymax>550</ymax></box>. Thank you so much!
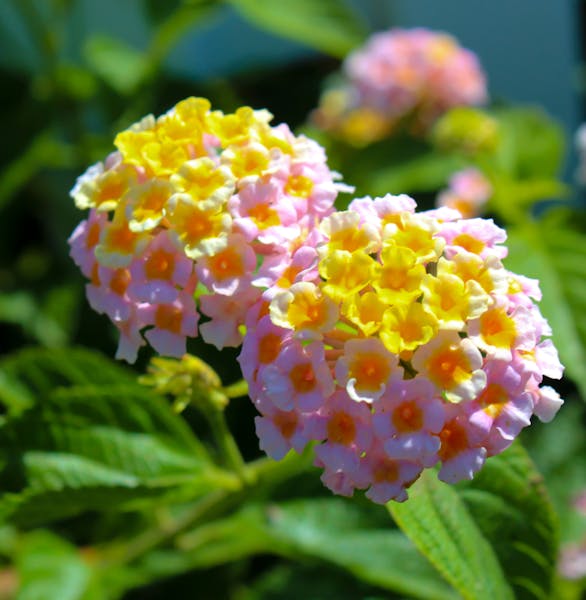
<box><xmin>203</xmin><ymin>394</ymin><xmax>250</xmax><ymax>484</ymax></box>
<box><xmin>102</xmin><ymin>489</ymin><xmax>234</xmax><ymax>566</ymax></box>
<box><xmin>99</xmin><ymin>451</ymin><xmax>313</xmax><ymax>567</ymax></box>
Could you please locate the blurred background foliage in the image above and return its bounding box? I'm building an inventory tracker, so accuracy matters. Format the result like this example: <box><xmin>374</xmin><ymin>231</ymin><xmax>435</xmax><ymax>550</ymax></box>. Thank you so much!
<box><xmin>0</xmin><ymin>0</ymin><xmax>586</xmax><ymax>598</ymax></box>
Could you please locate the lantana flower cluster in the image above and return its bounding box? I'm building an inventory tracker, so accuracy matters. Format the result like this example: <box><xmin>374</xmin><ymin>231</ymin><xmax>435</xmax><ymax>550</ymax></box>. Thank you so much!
<box><xmin>313</xmin><ymin>28</ymin><xmax>488</xmax><ymax>145</ymax></box>
<box><xmin>241</xmin><ymin>194</ymin><xmax>563</xmax><ymax>503</ymax></box>
<box><xmin>69</xmin><ymin>98</ymin><xmax>563</xmax><ymax>505</ymax></box>
<box><xmin>68</xmin><ymin>98</ymin><xmax>345</xmax><ymax>361</ymax></box>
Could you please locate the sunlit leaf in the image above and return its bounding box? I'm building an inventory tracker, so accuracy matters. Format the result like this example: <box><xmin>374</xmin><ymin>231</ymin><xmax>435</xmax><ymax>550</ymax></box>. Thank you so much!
<box><xmin>0</xmin><ymin>347</ymin><xmax>137</xmax><ymax>402</ymax></box>
<box><xmin>458</xmin><ymin>442</ymin><xmax>558</xmax><ymax>599</ymax></box>
<box><xmin>16</xmin><ymin>530</ymin><xmax>93</xmax><ymax>600</ymax></box>
<box><xmin>0</xmin><ymin>348</ymin><xmax>235</xmax><ymax>525</ymax></box>
<box><xmin>492</xmin><ymin>107</ymin><xmax>565</xmax><ymax>179</ymax></box>
<box><xmin>388</xmin><ymin>470</ymin><xmax>514</xmax><ymax>600</ymax></box>
<box><xmin>84</xmin><ymin>35</ymin><xmax>148</xmax><ymax>95</ymax></box>
<box><xmin>228</xmin><ymin>0</ymin><xmax>367</xmax><ymax>58</ymax></box>
<box><xmin>175</xmin><ymin>499</ymin><xmax>457</xmax><ymax>600</ymax></box>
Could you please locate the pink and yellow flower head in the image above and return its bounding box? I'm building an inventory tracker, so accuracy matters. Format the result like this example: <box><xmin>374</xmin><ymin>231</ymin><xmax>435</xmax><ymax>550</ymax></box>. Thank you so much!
<box><xmin>240</xmin><ymin>192</ymin><xmax>564</xmax><ymax>504</ymax></box>
<box><xmin>313</xmin><ymin>28</ymin><xmax>488</xmax><ymax>144</ymax></box>
<box><xmin>70</xmin><ymin>98</ymin><xmax>563</xmax><ymax>507</ymax></box>
<box><xmin>69</xmin><ymin>98</ymin><xmax>345</xmax><ymax>360</ymax></box>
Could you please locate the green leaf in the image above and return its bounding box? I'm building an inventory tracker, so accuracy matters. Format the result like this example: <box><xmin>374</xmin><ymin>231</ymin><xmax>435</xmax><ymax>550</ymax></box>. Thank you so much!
<box><xmin>0</xmin><ymin>347</ymin><xmax>137</xmax><ymax>407</ymax></box>
<box><xmin>369</xmin><ymin>152</ymin><xmax>466</xmax><ymax>196</ymax></box>
<box><xmin>505</xmin><ymin>224</ymin><xmax>586</xmax><ymax>398</ymax></box>
<box><xmin>241</xmin><ymin>563</ymin><xmax>389</xmax><ymax>600</ymax></box>
<box><xmin>0</xmin><ymin>288</ymin><xmax>80</xmax><ymax>348</ymax></box>
<box><xmin>523</xmin><ymin>401</ymin><xmax>586</xmax><ymax>545</ymax></box>
<box><xmin>458</xmin><ymin>442</ymin><xmax>558</xmax><ymax>599</ymax></box>
<box><xmin>0</xmin><ymin>348</ymin><xmax>236</xmax><ymax>525</ymax></box>
<box><xmin>0</xmin><ymin>384</ymin><xmax>235</xmax><ymax>525</ymax></box>
<box><xmin>83</xmin><ymin>35</ymin><xmax>148</xmax><ymax>95</ymax></box>
<box><xmin>0</xmin><ymin>131</ymin><xmax>74</xmax><ymax>212</ymax></box>
<box><xmin>16</xmin><ymin>530</ymin><xmax>94</xmax><ymax>600</ymax></box>
<box><xmin>388</xmin><ymin>470</ymin><xmax>514</xmax><ymax>600</ymax></box>
<box><xmin>228</xmin><ymin>0</ymin><xmax>367</xmax><ymax>58</ymax></box>
<box><xmin>492</xmin><ymin>106</ymin><xmax>565</xmax><ymax>179</ymax></box>
<box><xmin>175</xmin><ymin>499</ymin><xmax>457</xmax><ymax>600</ymax></box>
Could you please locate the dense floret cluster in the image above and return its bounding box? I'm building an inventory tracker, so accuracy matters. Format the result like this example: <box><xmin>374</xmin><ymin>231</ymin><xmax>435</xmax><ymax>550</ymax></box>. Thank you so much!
<box><xmin>240</xmin><ymin>194</ymin><xmax>563</xmax><ymax>503</ymax></box>
<box><xmin>69</xmin><ymin>98</ymin><xmax>563</xmax><ymax>505</ymax></box>
<box><xmin>68</xmin><ymin>98</ymin><xmax>345</xmax><ymax>361</ymax></box>
<box><xmin>313</xmin><ymin>28</ymin><xmax>487</xmax><ymax>145</ymax></box>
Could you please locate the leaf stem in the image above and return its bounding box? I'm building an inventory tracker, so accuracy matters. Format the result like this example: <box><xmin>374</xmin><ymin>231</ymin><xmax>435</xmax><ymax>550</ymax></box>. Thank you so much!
<box><xmin>99</xmin><ymin>451</ymin><xmax>313</xmax><ymax>567</ymax></box>
<box><xmin>103</xmin><ymin>489</ymin><xmax>234</xmax><ymax>566</ymax></box>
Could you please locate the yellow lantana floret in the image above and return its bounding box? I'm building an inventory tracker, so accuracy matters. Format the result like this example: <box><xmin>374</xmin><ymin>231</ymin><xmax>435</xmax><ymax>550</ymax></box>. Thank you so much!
<box><xmin>372</xmin><ymin>243</ymin><xmax>426</xmax><ymax>305</ymax></box>
<box><xmin>385</xmin><ymin>212</ymin><xmax>444</xmax><ymax>263</ymax></box>
<box><xmin>270</xmin><ymin>282</ymin><xmax>339</xmax><ymax>339</ymax></box>
<box><xmin>207</xmin><ymin>106</ymin><xmax>272</xmax><ymax>147</ymax></box>
<box><xmin>156</xmin><ymin>97</ymin><xmax>210</xmax><ymax>155</ymax></box>
<box><xmin>439</xmin><ymin>253</ymin><xmax>507</xmax><ymax>297</ymax></box>
<box><xmin>379</xmin><ymin>303</ymin><xmax>438</xmax><ymax>354</ymax></box>
<box><xmin>125</xmin><ymin>178</ymin><xmax>174</xmax><ymax>232</ymax></box>
<box><xmin>335</xmin><ymin>338</ymin><xmax>397</xmax><ymax>403</ymax></box>
<box><xmin>319</xmin><ymin>250</ymin><xmax>375</xmax><ymax>302</ymax></box>
<box><xmin>114</xmin><ymin>116</ymin><xmax>157</xmax><ymax>169</ymax></box>
<box><xmin>221</xmin><ymin>142</ymin><xmax>271</xmax><ymax>181</ymax></box>
<box><xmin>411</xmin><ymin>331</ymin><xmax>486</xmax><ymax>403</ymax></box>
<box><xmin>94</xmin><ymin>207</ymin><xmax>149</xmax><ymax>268</ymax></box>
<box><xmin>342</xmin><ymin>291</ymin><xmax>387</xmax><ymax>336</ymax></box>
<box><xmin>421</xmin><ymin>271</ymin><xmax>488</xmax><ymax>330</ymax></box>
<box><xmin>166</xmin><ymin>195</ymin><xmax>231</xmax><ymax>259</ymax></box>
<box><xmin>468</xmin><ymin>304</ymin><xmax>518</xmax><ymax>360</ymax></box>
<box><xmin>170</xmin><ymin>158</ymin><xmax>235</xmax><ymax>210</ymax></box>
<box><xmin>319</xmin><ymin>211</ymin><xmax>380</xmax><ymax>254</ymax></box>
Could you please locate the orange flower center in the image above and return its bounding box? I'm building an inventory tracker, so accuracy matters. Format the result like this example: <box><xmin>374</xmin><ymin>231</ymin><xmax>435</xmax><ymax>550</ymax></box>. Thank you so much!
<box><xmin>145</xmin><ymin>249</ymin><xmax>175</xmax><ymax>280</ymax></box>
<box><xmin>373</xmin><ymin>459</ymin><xmax>399</xmax><ymax>484</ymax></box>
<box><xmin>289</xmin><ymin>363</ymin><xmax>317</xmax><ymax>394</ymax></box>
<box><xmin>258</xmin><ymin>333</ymin><xmax>281</xmax><ymax>364</ymax></box>
<box><xmin>392</xmin><ymin>401</ymin><xmax>424</xmax><ymax>433</ymax></box>
<box><xmin>327</xmin><ymin>412</ymin><xmax>356</xmax><ymax>445</ymax></box>
<box><xmin>438</xmin><ymin>419</ymin><xmax>468</xmax><ymax>462</ymax></box>
<box><xmin>110</xmin><ymin>268</ymin><xmax>131</xmax><ymax>295</ymax></box>
<box><xmin>273</xmin><ymin>411</ymin><xmax>298</xmax><ymax>440</ymax></box>
<box><xmin>155</xmin><ymin>304</ymin><xmax>183</xmax><ymax>333</ymax></box>
<box><xmin>478</xmin><ymin>383</ymin><xmax>509</xmax><ymax>418</ymax></box>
